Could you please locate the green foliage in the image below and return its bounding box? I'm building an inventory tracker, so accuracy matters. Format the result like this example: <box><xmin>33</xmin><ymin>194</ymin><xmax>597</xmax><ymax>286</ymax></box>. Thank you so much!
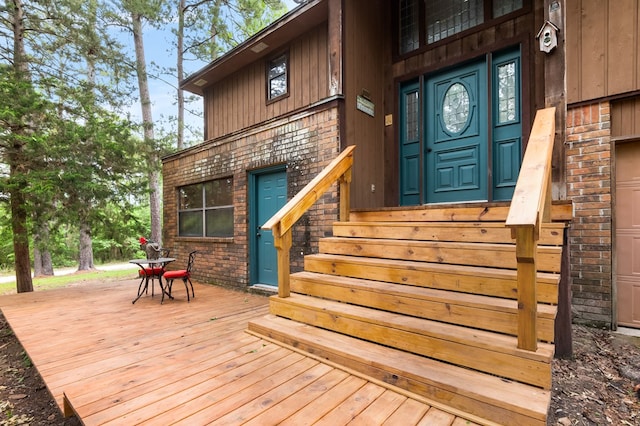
<box><xmin>0</xmin><ymin>204</ymin><xmax>14</xmax><ymax>270</ymax></box>
<box><xmin>90</xmin><ymin>203</ymin><xmax>152</xmax><ymax>263</ymax></box>
<box><xmin>0</xmin><ymin>199</ymin><xmax>151</xmax><ymax>270</ymax></box>
<box><xmin>181</xmin><ymin>0</ymin><xmax>287</xmax><ymax>61</ymax></box>
<box><xmin>0</xmin><ymin>0</ymin><xmax>291</xmax><ymax>274</ymax></box>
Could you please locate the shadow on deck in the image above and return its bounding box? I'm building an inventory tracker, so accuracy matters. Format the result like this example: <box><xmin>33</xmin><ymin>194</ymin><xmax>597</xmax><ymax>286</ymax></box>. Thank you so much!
<box><xmin>0</xmin><ymin>278</ymin><xmax>481</xmax><ymax>425</ymax></box>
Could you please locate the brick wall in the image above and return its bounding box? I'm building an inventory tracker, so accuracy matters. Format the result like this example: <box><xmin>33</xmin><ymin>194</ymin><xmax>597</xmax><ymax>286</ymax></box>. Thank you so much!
<box><xmin>565</xmin><ymin>101</ymin><xmax>613</xmax><ymax>327</ymax></box>
<box><xmin>162</xmin><ymin>104</ymin><xmax>341</xmax><ymax>290</ymax></box>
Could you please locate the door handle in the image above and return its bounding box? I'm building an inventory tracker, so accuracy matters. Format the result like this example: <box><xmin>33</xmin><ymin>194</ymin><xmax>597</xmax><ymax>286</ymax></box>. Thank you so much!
<box><xmin>426</xmin><ymin>148</ymin><xmax>432</xmax><ymax>153</ymax></box>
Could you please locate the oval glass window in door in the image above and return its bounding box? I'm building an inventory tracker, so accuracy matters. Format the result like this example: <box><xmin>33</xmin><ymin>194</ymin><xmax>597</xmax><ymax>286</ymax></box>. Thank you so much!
<box><xmin>442</xmin><ymin>82</ymin><xmax>470</xmax><ymax>134</ymax></box>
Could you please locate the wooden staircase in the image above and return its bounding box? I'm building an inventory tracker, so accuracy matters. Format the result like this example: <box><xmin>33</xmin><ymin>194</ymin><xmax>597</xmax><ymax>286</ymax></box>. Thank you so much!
<box><xmin>249</xmin><ymin>108</ymin><xmax>566</xmax><ymax>425</ymax></box>
<box><xmin>249</xmin><ymin>205</ymin><xmax>570</xmax><ymax>425</ymax></box>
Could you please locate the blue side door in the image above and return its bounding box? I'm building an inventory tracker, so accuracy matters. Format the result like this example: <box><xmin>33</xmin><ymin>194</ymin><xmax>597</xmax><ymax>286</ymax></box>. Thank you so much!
<box><xmin>252</xmin><ymin>169</ymin><xmax>287</xmax><ymax>286</ymax></box>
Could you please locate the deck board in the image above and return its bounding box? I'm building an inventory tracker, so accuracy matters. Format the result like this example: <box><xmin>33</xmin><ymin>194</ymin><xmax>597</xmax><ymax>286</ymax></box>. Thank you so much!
<box><xmin>0</xmin><ymin>277</ymin><xmax>484</xmax><ymax>425</ymax></box>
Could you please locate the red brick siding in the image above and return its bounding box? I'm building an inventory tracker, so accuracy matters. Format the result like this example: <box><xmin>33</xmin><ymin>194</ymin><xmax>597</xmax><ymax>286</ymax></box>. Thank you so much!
<box><xmin>566</xmin><ymin>101</ymin><xmax>613</xmax><ymax>326</ymax></box>
<box><xmin>162</xmin><ymin>105</ymin><xmax>341</xmax><ymax>290</ymax></box>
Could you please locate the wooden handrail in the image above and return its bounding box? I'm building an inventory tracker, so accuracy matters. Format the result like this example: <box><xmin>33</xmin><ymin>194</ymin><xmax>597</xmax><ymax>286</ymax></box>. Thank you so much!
<box><xmin>262</xmin><ymin>145</ymin><xmax>355</xmax><ymax>298</ymax></box>
<box><xmin>506</xmin><ymin>107</ymin><xmax>556</xmax><ymax>351</ymax></box>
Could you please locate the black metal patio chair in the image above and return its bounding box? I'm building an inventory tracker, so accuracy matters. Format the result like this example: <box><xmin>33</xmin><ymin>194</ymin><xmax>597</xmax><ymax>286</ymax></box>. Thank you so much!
<box><xmin>162</xmin><ymin>250</ymin><xmax>197</xmax><ymax>303</ymax></box>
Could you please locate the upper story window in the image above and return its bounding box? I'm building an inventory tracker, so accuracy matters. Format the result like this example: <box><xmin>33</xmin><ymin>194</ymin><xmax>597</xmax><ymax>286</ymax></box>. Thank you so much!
<box><xmin>426</xmin><ymin>0</ymin><xmax>484</xmax><ymax>44</ymax></box>
<box><xmin>493</xmin><ymin>0</ymin><xmax>523</xmax><ymax>18</ymax></box>
<box><xmin>267</xmin><ymin>53</ymin><xmax>288</xmax><ymax>101</ymax></box>
<box><xmin>399</xmin><ymin>0</ymin><xmax>524</xmax><ymax>54</ymax></box>
<box><xmin>400</xmin><ymin>0</ymin><xmax>420</xmax><ymax>54</ymax></box>
<box><xmin>178</xmin><ymin>177</ymin><xmax>234</xmax><ymax>238</ymax></box>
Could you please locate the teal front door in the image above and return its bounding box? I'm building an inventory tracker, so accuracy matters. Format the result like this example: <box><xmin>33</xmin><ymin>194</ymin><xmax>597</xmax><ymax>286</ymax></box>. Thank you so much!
<box><xmin>399</xmin><ymin>47</ymin><xmax>522</xmax><ymax>205</ymax></box>
<box><xmin>251</xmin><ymin>169</ymin><xmax>287</xmax><ymax>286</ymax></box>
<box><xmin>426</xmin><ymin>61</ymin><xmax>487</xmax><ymax>203</ymax></box>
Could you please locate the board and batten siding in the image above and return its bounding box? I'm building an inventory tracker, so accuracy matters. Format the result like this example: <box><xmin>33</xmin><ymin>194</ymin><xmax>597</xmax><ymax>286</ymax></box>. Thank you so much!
<box><xmin>612</xmin><ymin>97</ymin><xmax>640</xmax><ymax>137</ymax></box>
<box><xmin>343</xmin><ymin>0</ymin><xmax>386</xmax><ymax>208</ymax></box>
<box><xmin>567</xmin><ymin>0</ymin><xmax>640</xmax><ymax>104</ymax></box>
<box><xmin>204</xmin><ymin>23</ymin><xmax>329</xmax><ymax>141</ymax></box>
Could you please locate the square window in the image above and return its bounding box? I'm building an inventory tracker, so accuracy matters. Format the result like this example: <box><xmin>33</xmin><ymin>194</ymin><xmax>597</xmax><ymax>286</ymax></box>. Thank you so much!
<box><xmin>178</xmin><ymin>177</ymin><xmax>234</xmax><ymax>238</ymax></box>
<box><xmin>267</xmin><ymin>53</ymin><xmax>288</xmax><ymax>101</ymax></box>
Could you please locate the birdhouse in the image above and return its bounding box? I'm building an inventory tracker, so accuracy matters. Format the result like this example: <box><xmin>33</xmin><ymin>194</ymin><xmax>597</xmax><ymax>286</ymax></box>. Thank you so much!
<box><xmin>536</xmin><ymin>21</ymin><xmax>559</xmax><ymax>53</ymax></box>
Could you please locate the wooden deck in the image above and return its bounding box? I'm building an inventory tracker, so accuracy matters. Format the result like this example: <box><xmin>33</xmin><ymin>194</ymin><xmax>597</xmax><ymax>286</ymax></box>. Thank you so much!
<box><xmin>0</xmin><ymin>277</ymin><xmax>484</xmax><ymax>425</ymax></box>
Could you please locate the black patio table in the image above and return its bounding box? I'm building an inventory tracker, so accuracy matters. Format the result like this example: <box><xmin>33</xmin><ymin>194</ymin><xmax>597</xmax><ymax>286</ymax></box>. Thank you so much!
<box><xmin>129</xmin><ymin>257</ymin><xmax>176</xmax><ymax>304</ymax></box>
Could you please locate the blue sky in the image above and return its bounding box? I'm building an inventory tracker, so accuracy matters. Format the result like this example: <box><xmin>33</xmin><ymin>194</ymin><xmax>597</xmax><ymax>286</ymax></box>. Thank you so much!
<box><xmin>130</xmin><ymin>0</ymin><xmax>299</xmax><ymax>144</ymax></box>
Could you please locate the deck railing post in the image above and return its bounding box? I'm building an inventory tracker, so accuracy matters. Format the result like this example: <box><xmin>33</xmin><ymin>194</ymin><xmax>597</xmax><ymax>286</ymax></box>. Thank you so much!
<box><xmin>506</xmin><ymin>107</ymin><xmax>555</xmax><ymax>352</ymax></box>
<box><xmin>514</xmin><ymin>226</ymin><xmax>538</xmax><ymax>351</ymax></box>
<box><xmin>339</xmin><ymin>168</ymin><xmax>352</xmax><ymax>222</ymax></box>
<box><xmin>261</xmin><ymin>146</ymin><xmax>355</xmax><ymax>300</ymax></box>
<box><xmin>274</xmin><ymin>226</ymin><xmax>292</xmax><ymax>298</ymax></box>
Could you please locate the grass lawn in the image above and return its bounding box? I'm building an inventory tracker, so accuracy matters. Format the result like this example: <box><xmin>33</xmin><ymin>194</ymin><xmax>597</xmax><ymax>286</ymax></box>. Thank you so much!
<box><xmin>0</xmin><ymin>267</ymin><xmax>137</xmax><ymax>295</ymax></box>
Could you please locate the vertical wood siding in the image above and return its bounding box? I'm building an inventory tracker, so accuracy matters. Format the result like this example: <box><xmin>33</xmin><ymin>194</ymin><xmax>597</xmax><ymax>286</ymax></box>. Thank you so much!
<box><xmin>612</xmin><ymin>97</ymin><xmax>640</xmax><ymax>137</ymax></box>
<box><xmin>344</xmin><ymin>0</ymin><xmax>386</xmax><ymax>208</ymax></box>
<box><xmin>567</xmin><ymin>0</ymin><xmax>640</xmax><ymax>104</ymax></box>
<box><xmin>204</xmin><ymin>24</ymin><xmax>329</xmax><ymax>141</ymax></box>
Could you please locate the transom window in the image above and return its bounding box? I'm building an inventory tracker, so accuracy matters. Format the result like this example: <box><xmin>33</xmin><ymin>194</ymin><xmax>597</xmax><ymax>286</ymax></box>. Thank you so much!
<box><xmin>178</xmin><ymin>178</ymin><xmax>234</xmax><ymax>238</ymax></box>
<box><xmin>267</xmin><ymin>53</ymin><xmax>288</xmax><ymax>101</ymax></box>
<box><xmin>399</xmin><ymin>0</ymin><xmax>524</xmax><ymax>54</ymax></box>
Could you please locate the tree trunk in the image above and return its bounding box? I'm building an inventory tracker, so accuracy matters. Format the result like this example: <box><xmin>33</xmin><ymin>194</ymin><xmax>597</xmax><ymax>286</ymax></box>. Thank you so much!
<box><xmin>177</xmin><ymin>0</ymin><xmax>185</xmax><ymax>150</ymax></box>
<box><xmin>77</xmin><ymin>5</ymin><xmax>98</xmax><ymax>272</ymax></box>
<box><xmin>9</xmin><ymin>0</ymin><xmax>33</xmax><ymax>293</ymax></box>
<box><xmin>33</xmin><ymin>223</ymin><xmax>54</xmax><ymax>277</ymax></box>
<box><xmin>132</xmin><ymin>11</ymin><xmax>162</xmax><ymax>246</ymax></box>
<box><xmin>149</xmin><ymin>167</ymin><xmax>162</xmax><ymax>244</ymax></box>
<box><xmin>78</xmin><ymin>221</ymin><xmax>95</xmax><ymax>270</ymax></box>
<box><xmin>33</xmin><ymin>246</ymin><xmax>54</xmax><ymax>277</ymax></box>
<box><xmin>10</xmin><ymin>168</ymin><xmax>33</xmax><ymax>292</ymax></box>
<box><xmin>33</xmin><ymin>247</ymin><xmax>42</xmax><ymax>277</ymax></box>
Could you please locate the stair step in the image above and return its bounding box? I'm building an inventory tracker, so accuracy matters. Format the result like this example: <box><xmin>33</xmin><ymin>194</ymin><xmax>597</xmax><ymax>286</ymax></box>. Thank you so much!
<box><xmin>319</xmin><ymin>237</ymin><xmax>562</xmax><ymax>273</ymax></box>
<box><xmin>290</xmin><ymin>271</ymin><xmax>556</xmax><ymax>342</ymax></box>
<box><xmin>348</xmin><ymin>202</ymin><xmax>573</xmax><ymax>222</ymax></box>
<box><xmin>304</xmin><ymin>253</ymin><xmax>560</xmax><ymax>303</ymax></box>
<box><xmin>332</xmin><ymin>221</ymin><xmax>565</xmax><ymax>245</ymax></box>
<box><xmin>268</xmin><ymin>293</ymin><xmax>553</xmax><ymax>388</ymax></box>
<box><xmin>248</xmin><ymin>314</ymin><xmax>550</xmax><ymax>426</ymax></box>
